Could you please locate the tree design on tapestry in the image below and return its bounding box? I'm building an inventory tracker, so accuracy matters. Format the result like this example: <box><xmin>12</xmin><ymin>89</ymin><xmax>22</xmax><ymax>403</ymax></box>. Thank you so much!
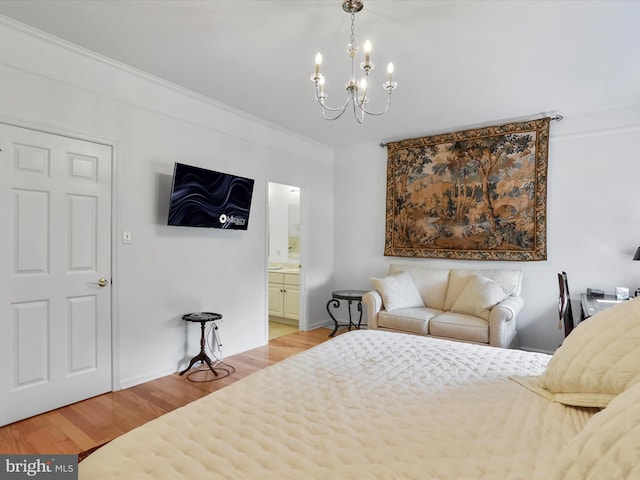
<box><xmin>384</xmin><ymin>118</ymin><xmax>549</xmax><ymax>261</ymax></box>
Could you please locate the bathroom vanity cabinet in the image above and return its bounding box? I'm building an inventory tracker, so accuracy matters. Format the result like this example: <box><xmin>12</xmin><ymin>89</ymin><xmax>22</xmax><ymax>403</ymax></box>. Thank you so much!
<box><xmin>268</xmin><ymin>271</ymin><xmax>299</xmax><ymax>323</ymax></box>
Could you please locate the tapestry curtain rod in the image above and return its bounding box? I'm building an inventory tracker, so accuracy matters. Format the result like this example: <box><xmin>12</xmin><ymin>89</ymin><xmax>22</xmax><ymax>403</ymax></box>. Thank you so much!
<box><xmin>379</xmin><ymin>114</ymin><xmax>563</xmax><ymax>148</ymax></box>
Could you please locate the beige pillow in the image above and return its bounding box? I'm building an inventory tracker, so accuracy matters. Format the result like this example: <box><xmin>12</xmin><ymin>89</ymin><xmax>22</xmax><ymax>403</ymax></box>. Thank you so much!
<box><xmin>553</xmin><ymin>381</ymin><xmax>640</xmax><ymax>479</ymax></box>
<box><xmin>539</xmin><ymin>297</ymin><xmax>640</xmax><ymax>407</ymax></box>
<box><xmin>450</xmin><ymin>275</ymin><xmax>507</xmax><ymax>321</ymax></box>
<box><xmin>371</xmin><ymin>271</ymin><xmax>424</xmax><ymax>312</ymax></box>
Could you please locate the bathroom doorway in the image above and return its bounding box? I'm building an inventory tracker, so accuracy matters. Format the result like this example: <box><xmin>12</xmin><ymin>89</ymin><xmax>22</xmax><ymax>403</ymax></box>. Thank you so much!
<box><xmin>267</xmin><ymin>182</ymin><xmax>302</xmax><ymax>341</ymax></box>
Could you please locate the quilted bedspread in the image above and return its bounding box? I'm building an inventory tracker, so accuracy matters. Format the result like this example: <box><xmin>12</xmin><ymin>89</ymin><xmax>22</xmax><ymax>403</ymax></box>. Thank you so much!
<box><xmin>79</xmin><ymin>330</ymin><xmax>595</xmax><ymax>479</ymax></box>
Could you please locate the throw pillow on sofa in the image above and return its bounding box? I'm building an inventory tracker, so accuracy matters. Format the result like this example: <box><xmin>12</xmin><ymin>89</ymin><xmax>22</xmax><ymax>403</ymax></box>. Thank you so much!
<box><xmin>371</xmin><ymin>271</ymin><xmax>425</xmax><ymax>311</ymax></box>
<box><xmin>450</xmin><ymin>274</ymin><xmax>508</xmax><ymax>321</ymax></box>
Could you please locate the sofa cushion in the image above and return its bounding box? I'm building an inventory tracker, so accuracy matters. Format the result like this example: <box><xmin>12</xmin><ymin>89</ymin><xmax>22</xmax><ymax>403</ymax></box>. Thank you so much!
<box><xmin>388</xmin><ymin>264</ymin><xmax>449</xmax><ymax>310</ymax></box>
<box><xmin>444</xmin><ymin>269</ymin><xmax>522</xmax><ymax>311</ymax></box>
<box><xmin>450</xmin><ymin>275</ymin><xmax>508</xmax><ymax>321</ymax></box>
<box><xmin>429</xmin><ymin>312</ymin><xmax>490</xmax><ymax>344</ymax></box>
<box><xmin>371</xmin><ymin>271</ymin><xmax>424</xmax><ymax>311</ymax></box>
<box><xmin>377</xmin><ymin>307</ymin><xmax>440</xmax><ymax>335</ymax></box>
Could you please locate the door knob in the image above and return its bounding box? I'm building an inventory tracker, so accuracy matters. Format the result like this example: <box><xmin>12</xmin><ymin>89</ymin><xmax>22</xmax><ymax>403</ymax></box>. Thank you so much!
<box><xmin>97</xmin><ymin>278</ymin><xmax>109</xmax><ymax>287</ymax></box>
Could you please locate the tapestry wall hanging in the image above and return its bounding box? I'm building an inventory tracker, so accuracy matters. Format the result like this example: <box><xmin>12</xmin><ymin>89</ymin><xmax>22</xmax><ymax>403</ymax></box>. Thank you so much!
<box><xmin>384</xmin><ymin>117</ymin><xmax>550</xmax><ymax>261</ymax></box>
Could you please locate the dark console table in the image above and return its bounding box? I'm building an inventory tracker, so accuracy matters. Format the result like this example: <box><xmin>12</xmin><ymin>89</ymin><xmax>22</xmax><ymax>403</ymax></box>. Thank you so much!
<box><xmin>179</xmin><ymin>312</ymin><xmax>223</xmax><ymax>376</ymax></box>
<box><xmin>580</xmin><ymin>293</ymin><xmax>625</xmax><ymax>320</ymax></box>
<box><xmin>326</xmin><ymin>290</ymin><xmax>368</xmax><ymax>337</ymax></box>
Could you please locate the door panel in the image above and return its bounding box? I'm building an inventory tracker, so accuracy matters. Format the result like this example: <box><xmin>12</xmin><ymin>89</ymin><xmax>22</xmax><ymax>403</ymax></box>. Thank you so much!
<box><xmin>284</xmin><ymin>285</ymin><xmax>300</xmax><ymax>320</ymax></box>
<box><xmin>0</xmin><ymin>124</ymin><xmax>112</xmax><ymax>426</ymax></box>
<box><xmin>13</xmin><ymin>300</ymin><xmax>49</xmax><ymax>387</ymax></box>
<box><xmin>68</xmin><ymin>295</ymin><xmax>99</xmax><ymax>374</ymax></box>
<box><xmin>268</xmin><ymin>282</ymin><xmax>284</xmax><ymax>317</ymax></box>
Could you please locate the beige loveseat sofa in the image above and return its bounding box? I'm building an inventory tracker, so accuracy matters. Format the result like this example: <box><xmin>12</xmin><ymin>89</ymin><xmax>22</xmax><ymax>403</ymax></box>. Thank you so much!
<box><xmin>362</xmin><ymin>264</ymin><xmax>523</xmax><ymax>348</ymax></box>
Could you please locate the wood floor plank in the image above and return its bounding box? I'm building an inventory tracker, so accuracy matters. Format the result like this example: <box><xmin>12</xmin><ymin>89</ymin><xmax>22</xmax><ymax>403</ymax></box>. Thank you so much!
<box><xmin>0</xmin><ymin>427</ymin><xmax>24</xmax><ymax>454</ymax></box>
<box><xmin>0</xmin><ymin>327</ymin><xmax>333</xmax><ymax>455</ymax></box>
<box><xmin>46</xmin><ymin>412</ymin><xmax>95</xmax><ymax>452</ymax></box>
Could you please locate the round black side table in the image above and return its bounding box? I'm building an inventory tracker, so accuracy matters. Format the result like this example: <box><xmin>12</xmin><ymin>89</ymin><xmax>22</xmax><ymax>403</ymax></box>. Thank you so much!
<box><xmin>179</xmin><ymin>312</ymin><xmax>222</xmax><ymax>376</ymax></box>
<box><xmin>326</xmin><ymin>290</ymin><xmax>368</xmax><ymax>337</ymax></box>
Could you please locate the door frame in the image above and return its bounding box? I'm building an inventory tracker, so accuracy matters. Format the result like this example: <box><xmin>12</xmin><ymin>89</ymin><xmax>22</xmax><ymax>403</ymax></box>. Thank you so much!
<box><xmin>0</xmin><ymin>115</ymin><xmax>120</xmax><ymax>390</ymax></box>
<box><xmin>266</xmin><ymin>179</ymin><xmax>307</xmax><ymax>338</ymax></box>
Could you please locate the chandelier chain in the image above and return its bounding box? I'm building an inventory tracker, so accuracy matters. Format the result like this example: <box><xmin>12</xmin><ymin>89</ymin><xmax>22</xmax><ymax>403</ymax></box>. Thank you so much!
<box><xmin>350</xmin><ymin>12</ymin><xmax>355</xmax><ymax>46</ymax></box>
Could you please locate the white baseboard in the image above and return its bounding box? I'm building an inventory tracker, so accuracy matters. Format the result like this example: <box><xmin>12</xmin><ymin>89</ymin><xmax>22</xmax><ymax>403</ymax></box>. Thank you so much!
<box><xmin>520</xmin><ymin>346</ymin><xmax>555</xmax><ymax>355</ymax></box>
<box><xmin>119</xmin><ymin>367</ymin><xmax>177</xmax><ymax>390</ymax></box>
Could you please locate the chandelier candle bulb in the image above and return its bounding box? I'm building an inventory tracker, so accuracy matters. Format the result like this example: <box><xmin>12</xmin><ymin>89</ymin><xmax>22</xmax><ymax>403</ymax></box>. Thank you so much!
<box><xmin>387</xmin><ymin>62</ymin><xmax>394</xmax><ymax>82</ymax></box>
<box><xmin>314</xmin><ymin>52</ymin><xmax>322</xmax><ymax>78</ymax></box>
<box><xmin>364</xmin><ymin>40</ymin><xmax>371</xmax><ymax>68</ymax></box>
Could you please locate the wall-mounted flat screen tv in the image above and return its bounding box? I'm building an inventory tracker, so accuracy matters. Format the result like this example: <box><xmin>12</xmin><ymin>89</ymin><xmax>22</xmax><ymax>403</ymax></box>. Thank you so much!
<box><xmin>167</xmin><ymin>162</ymin><xmax>255</xmax><ymax>230</ymax></box>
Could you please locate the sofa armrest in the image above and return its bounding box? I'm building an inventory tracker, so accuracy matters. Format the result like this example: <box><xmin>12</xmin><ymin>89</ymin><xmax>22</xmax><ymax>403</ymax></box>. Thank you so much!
<box><xmin>489</xmin><ymin>296</ymin><xmax>524</xmax><ymax>347</ymax></box>
<box><xmin>362</xmin><ymin>290</ymin><xmax>383</xmax><ymax>330</ymax></box>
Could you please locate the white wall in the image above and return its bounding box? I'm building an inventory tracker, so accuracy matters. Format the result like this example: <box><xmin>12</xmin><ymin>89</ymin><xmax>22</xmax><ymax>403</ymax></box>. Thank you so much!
<box><xmin>0</xmin><ymin>19</ymin><xmax>335</xmax><ymax>388</ymax></box>
<box><xmin>333</xmin><ymin>101</ymin><xmax>640</xmax><ymax>353</ymax></box>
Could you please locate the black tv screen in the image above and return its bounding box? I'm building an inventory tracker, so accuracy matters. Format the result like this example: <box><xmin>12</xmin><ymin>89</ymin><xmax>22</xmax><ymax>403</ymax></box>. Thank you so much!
<box><xmin>167</xmin><ymin>162</ymin><xmax>255</xmax><ymax>230</ymax></box>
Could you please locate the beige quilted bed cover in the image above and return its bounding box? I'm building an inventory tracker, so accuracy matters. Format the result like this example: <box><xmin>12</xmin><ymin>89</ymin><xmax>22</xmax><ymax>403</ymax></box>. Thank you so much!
<box><xmin>79</xmin><ymin>330</ymin><xmax>594</xmax><ymax>479</ymax></box>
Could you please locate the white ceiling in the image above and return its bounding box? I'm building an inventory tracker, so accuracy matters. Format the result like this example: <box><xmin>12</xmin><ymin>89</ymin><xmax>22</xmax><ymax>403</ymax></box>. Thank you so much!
<box><xmin>0</xmin><ymin>0</ymin><xmax>639</xmax><ymax>148</ymax></box>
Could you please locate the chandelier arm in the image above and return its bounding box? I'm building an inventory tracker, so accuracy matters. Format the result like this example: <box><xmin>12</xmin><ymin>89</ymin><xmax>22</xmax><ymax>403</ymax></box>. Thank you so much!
<box><xmin>352</xmin><ymin>97</ymin><xmax>365</xmax><ymax>124</ymax></box>
<box><xmin>316</xmin><ymin>94</ymin><xmax>351</xmax><ymax>120</ymax></box>
<box><xmin>322</xmin><ymin>104</ymin><xmax>351</xmax><ymax>121</ymax></box>
<box><xmin>314</xmin><ymin>91</ymin><xmax>351</xmax><ymax>113</ymax></box>
<box><xmin>358</xmin><ymin>93</ymin><xmax>392</xmax><ymax>116</ymax></box>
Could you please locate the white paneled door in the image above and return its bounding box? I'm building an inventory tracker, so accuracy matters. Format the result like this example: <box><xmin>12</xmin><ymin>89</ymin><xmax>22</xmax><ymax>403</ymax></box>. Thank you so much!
<box><xmin>0</xmin><ymin>124</ymin><xmax>112</xmax><ymax>426</ymax></box>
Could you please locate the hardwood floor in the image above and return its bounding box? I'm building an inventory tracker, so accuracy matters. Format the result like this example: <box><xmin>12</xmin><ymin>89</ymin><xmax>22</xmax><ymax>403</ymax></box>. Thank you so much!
<box><xmin>0</xmin><ymin>327</ymin><xmax>332</xmax><ymax>455</ymax></box>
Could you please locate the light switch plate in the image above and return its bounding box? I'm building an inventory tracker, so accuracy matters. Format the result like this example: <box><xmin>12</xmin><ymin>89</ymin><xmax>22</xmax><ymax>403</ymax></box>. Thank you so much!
<box><xmin>122</xmin><ymin>230</ymin><xmax>132</xmax><ymax>244</ymax></box>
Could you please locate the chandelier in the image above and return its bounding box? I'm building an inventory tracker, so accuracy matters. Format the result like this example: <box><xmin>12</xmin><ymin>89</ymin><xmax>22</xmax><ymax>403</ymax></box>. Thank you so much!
<box><xmin>311</xmin><ymin>0</ymin><xmax>397</xmax><ymax>123</ymax></box>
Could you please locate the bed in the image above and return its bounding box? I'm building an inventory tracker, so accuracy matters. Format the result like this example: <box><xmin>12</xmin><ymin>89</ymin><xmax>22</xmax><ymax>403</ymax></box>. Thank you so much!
<box><xmin>79</xmin><ymin>298</ymin><xmax>640</xmax><ymax>480</ymax></box>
